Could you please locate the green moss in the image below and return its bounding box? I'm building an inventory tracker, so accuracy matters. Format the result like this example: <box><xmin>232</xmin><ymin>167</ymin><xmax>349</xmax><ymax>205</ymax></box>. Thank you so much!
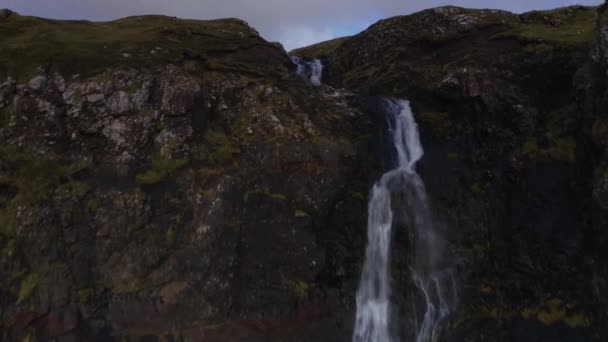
<box><xmin>2</xmin><ymin>238</ymin><xmax>16</xmax><ymax>257</ymax></box>
<box><xmin>472</xmin><ymin>242</ymin><xmax>489</xmax><ymax>255</ymax></box>
<box><xmin>447</xmin><ymin>152</ymin><xmax>460</xmax><ymax>161</ymax></box>
<box><xmin>135</xmin><ymin>155</ymin><xmax>188</xmax><ymax>185</ymax></box>
<box><xmin>518</xmin><ymin>105</ymin><xmax>577</xmax><ymax>162</ymax></box>
<box><xmin>0</xmin><ymin>107</ymin><xmax>12</xmax><ymax>129</ymax></box>
<box><xmin>168</xmin><ymin>197</ymin><xmax>182</xmax><ymax>206</ymax></box>
<box><xmin>0</xmin><ymin>149</ymin><xmax>93</xmax><ymax>236</ymax></box>
<box><xmin>417</xmin><ymin>111</ymin><xmax>452</xmax><ymax>137</ymax></box>
<box><xmin>73</xmin><ymin>288</ymin><xmax>94</xmax><ymax>303</ymax></box>
<box><xmin>58</xmin><ymin>180</ymin><xmax>91</xmax><ymax>198</ymax></box>
<box><xmin>281</xmin><ymin>275</ymin><xmax>310</xmax><ymax>301</ymax></box>
<box><xmin>87</xmin><ymin>198</ymin><xmax>101</xmax><ymax>212</ymax></box>
<box><xmin>294</xmin><ymin>210</ymin><xmax>309</xmax><ymax>218</ymax></box>
<box><xmin>243</xmin><ymin>188</ymin><xmax>287</xmax><ymax>203</ymax></box>
<box><xmin>519</xmin><ymin>136</ymin><xmax>576</xmax><ymax>162</ymax></box>
<box><xmin>521</xmin><ymin>299</ymin><xmax>591</xmax><ymax>328</ymax></box>
<box><xmin>17</xmin><ymin>272</ymin><xmax>39</xmax><ymax>303</ymax></box>
<box><xmin>349</xmin><ymin>191</ymin><xmax>366</xmax><ymax>201</ymax></box>
<box><xmin>166</xmin><ymin>226</ymin><xmax>176</xmax><ymax>245</ymax></box>
<box><xmin>0</xmin><ymin>210</ymin><xmax>17</xmax><ymax>237</ymax></box>
<box><xmin>564</xmin><ymin>313</ymin><xmax>591</xmax><ymax>328</ymax></box>
<box><xmin>470</xmin><ymin>183</ymin><xmax>484</xmax><ymax>195</ymax></box>
<box><xmin>194</xmin><ymin>129</ymin><xmax>240</xmax><ymax>168</ymax></box>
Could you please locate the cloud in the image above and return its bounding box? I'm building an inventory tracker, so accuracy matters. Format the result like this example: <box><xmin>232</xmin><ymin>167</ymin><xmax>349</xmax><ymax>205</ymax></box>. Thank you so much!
<box><xmin>4</xmin><ymin>0</ymin><xmax>604</xmax><ymax>50</ymax></box>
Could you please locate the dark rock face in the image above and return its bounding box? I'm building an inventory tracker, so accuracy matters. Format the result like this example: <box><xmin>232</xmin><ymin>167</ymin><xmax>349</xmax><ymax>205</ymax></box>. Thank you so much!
<box><xmin>0</xmin><ymin>13</ymin><xmax>377</xmax><ymax>342</ymax></box>
<box><xmin>297</xmin><ymin>4</ymin><xmax>607</xmax><ymax>342</ymax></box>
<box><xmin>582</xmin><ymin>2</ymin><xmax>608</xmax><ymax>339</ymax></box>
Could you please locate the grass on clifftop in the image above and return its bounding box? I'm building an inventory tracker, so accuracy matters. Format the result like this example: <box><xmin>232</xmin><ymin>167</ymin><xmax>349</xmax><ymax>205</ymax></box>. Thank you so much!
<box><xmin>0</xmin><ymin>10</ymin><xmax>264</xmax><ymax>81</ymax></box>
<box><xmin>501</xmin><ymin>6</ymin><xmax>597</xmax><ymax>48</ymax></box>
<box><xmin>289</xmin><ymin>36</ymin><xmax>351</xmax><ymax>58</ymax></box>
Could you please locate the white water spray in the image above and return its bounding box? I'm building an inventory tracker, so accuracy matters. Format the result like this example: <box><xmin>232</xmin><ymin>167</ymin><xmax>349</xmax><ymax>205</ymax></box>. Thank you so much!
<box><xmin>290</xmin><ymin>56</ymin><xmax>324</xmax><ymax>86</ymax></box>
<box><xmin>353</xmin><ymin>99</ymin><xmax>457</xmax><ymax>342</ymax></box>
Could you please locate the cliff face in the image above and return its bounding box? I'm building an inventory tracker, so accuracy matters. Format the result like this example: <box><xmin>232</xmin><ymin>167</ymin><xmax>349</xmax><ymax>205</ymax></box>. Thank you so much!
<box><xmin>585</xmin><ymin>2</ymin><xmax>608</xmax><ymax>337</ymax></box>
<box><xmin>0</xmin><ymin>10</ymin><xmax>376</xmax><ymax>342</ymax></box>
<box><xmin>297</xmin><ymin>4</ymin><xmax>608</xmax><ymax>341</ymax></box>
<box><xmin>1</xmin><ymin>4</ymin><xmax>607</xmax><ymax>342</ymax></box>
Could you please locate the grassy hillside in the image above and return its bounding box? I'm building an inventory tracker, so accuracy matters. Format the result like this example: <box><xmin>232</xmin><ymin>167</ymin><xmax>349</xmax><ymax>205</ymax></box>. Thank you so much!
<box><xmin>0</xmin><ymin>9</ymin><xmax>282</xmax><ymax>81</ymax></box>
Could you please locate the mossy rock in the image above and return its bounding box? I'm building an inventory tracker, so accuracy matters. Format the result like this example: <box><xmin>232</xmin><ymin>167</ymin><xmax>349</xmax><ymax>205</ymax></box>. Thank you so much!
<box><xmin>522</xmin><ymin>298</ymin><xmax>591</xmax><ymax>328</ymax></box>
<box><xmin>0</xmin><ymin>148</ymin><xmax>93</xmax><ymax>237</ymax></box>
<box><xmin>294</xmin><ymin>209</ymin><xmax>310</xmax><ymax>218</ymax></box>
<box><xmin>135</xmin><ymin>155</ymin><xmax>188</xmax><ymax>185</ymax></box>
<box><xmin>243</xmin><ymin>188</ymin><xmax>287</xmax><ymax>203</ymax></box>
<box><xmin>417</xmin><ymin>111</ymin><xmax>452</xmax><ymax>137</ymax></box>
<box><xmin>193</xmin><ymin>129</ymin><xmax>240</xmax><ymax>168</ymax></box>
<box><xmin>17</xmin><ymin>272</ymin><xmax>39</xmax><ymax>303</ymax></box>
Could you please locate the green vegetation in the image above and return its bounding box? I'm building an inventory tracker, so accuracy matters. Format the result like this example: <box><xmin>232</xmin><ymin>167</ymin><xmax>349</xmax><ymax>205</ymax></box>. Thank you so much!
<box><xmin>194</xmin><ymin>129</ymin><xmax>240</xmax><ymax>168</ymax></box>
<box><xmin>470</xmin><ymin>183</ymin><xmax>484</xmax><ymax>195</ymax></box>
<box><xmin>522</xmin><ymin>299</ymin><xmax>590</xmax><ymax>328</ymax></box>
<box><xmin>289</xmin><ymin>36</ymin><xmax>351</xmax><ymax>58</ymax></box>
<box><xmin>243</xmin><ymin>188</ymin><xmax>287</xmax><ymax>203</ymax></box>
<box><xmin>514</xmin><ymin>7</ymin><xmax>597</xmax><ymax>47</ymax></box>
<box><xmin>521</xmin><ymin>137</ymin><xmax>576</xmax><ymax>162</ymax></box>
<box><xmin>417</xmin><ymin>111</ymin><xmax>452</xmax><ymax>137</ymax></box>
<box><xmin>17</xmin><ymin>272</ymin><xmax>39</xmax><ymax>303</ymax></box>
<box><xmin>166</xmin><ymin>226</ymin><xmax>176</xmax><ymax>245</ymax></box>
<box><xmin>202</xmin><ymin>130</ymin><xmax>240</xmax><ymax>165</ymax></box>
<box><xmin>493</xmin><ymin>6</ymin><xmax>597</xmax><ymax>68</ymax></box>
<box><xmin>73</xmin><ymin>288</ymin><xmax>95</xmax><ymax>304</ymax></box>
<box><xmin>0</xmin><ymin>147</ymin><xmax>92</xmax><ymax>237</ymax></box>
<box><xmin>135</xmin><ymin>154</ymin><xmax>188</xmax><ymax>185</ymax></box>
<box><xmin>447</xmin><ymin>152</ymin><xmax>459</xmax><ymax>161</ymax></box>
<box><xmin>349</xmin><ymin>191</ymin><xmax>366</xmax><ymax>201</ymax></box>
<box><xmin>0</xmin><ymin>12</ymin><xmax>263</xmax><ymax>81</ymax></box>
<box><xmin>518</xmin><ymin>106</ymin><xmax>577</xmax><ymax>162</ymax></box>
<box><xmin>281</xmin><ymin>274</ymin><xmax>311</xmax><ymax>301</ymax></box>
<box><xmin>294</xmin><ymin>209</ymin><xmax>310</xmax><ymax>218</ymax></box>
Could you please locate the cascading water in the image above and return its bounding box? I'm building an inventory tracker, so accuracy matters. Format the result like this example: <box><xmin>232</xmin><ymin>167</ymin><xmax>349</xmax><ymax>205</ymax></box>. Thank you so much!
<box><xmin>290</xmin><ymin>56</ymin><xmax>324</xmax><ymax>86</ymax></box>
<box><xmin>353</xmin><ymin>99</ymin><xmax>458</xmax><ymax>342</ymax></box>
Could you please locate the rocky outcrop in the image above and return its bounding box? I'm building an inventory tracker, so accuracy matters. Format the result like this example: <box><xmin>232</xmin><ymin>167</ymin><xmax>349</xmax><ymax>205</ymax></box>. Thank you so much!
<box><xmin>296</xmin><ymin>4</ymin><xmax>605</xmax><ymax>341</ymax></box>
<box><xmin>0</xmin><ymin>12</ymin><xmax>377</xmax><ymax>342</ymax></box>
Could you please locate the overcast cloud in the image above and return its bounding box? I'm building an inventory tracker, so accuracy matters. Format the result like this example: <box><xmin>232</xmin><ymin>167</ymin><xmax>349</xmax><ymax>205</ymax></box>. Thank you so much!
<box><xmin>3</xmin><ymin>0</ymin><xmax>604</xmax><ymax>50</ymax></box>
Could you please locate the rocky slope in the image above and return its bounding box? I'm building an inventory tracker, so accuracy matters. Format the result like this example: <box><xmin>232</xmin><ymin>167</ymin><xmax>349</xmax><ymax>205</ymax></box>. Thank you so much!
<box><xmin>1</xmin><ymin>3</ymin><xmax>607</xmax><ymax>342</ymax></box>
<box><xmin>0</xmin><ymin>9</ymin><xmax>378</xmax><ymax>342</ymax></box>
<box><xmin>296</xmin><ymin>3</ymin><xmax>608</xmax><ymax>341</ymax></box>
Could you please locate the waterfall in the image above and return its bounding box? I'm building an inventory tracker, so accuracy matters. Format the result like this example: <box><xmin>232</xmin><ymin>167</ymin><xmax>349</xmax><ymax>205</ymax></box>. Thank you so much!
<box><xmin>290</xmin><ymin>56</ymin><xmax>323</xmax><ymax>86</ymax></box>
<box><xmin>353</xmin><ymin>99</ymin><xmax>458</xmax><ymax>342</ymax></box>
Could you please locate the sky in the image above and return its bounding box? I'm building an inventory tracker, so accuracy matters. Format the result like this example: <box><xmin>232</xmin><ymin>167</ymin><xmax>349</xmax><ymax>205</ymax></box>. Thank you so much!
<box><xmin>3</xmin><ymin>0</ymin><xmax>605</xmax><ymax>51</ymax></box>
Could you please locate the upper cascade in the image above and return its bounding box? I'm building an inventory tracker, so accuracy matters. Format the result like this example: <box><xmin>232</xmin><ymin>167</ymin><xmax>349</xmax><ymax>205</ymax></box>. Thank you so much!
<box><xmin>290</xmin><ymin>56</ymin><xmax>324</xmax><ymax>85</ymax></box>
